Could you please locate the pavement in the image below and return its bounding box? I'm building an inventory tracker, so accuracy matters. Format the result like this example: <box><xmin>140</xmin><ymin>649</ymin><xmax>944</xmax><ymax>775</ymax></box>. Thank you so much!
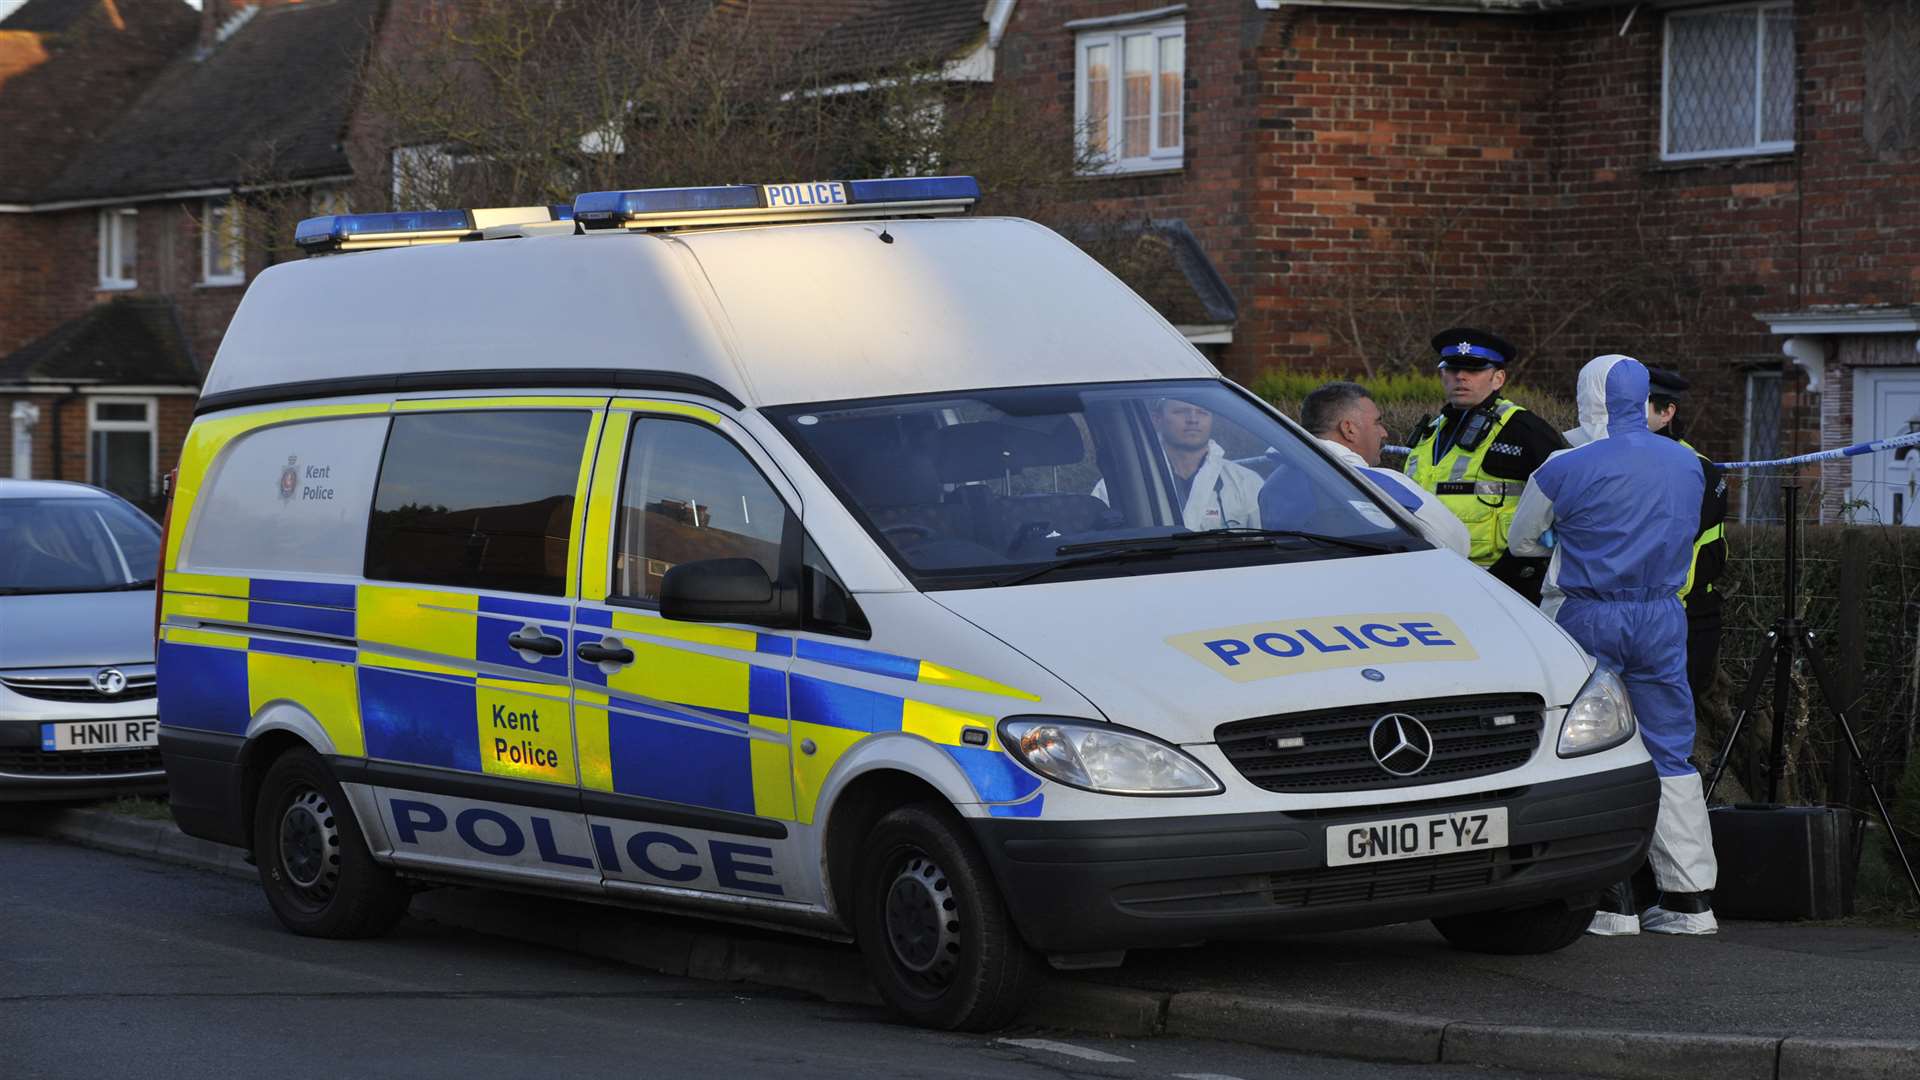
<box><xmin>9</xmin><ymin>805</ymin><xmax>1919</xmax><ymax>1080</ymax></box>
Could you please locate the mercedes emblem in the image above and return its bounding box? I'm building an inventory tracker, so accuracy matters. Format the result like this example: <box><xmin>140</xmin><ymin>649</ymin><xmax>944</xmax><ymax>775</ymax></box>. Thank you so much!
<box><xmin>1368</xmin><ymin>712</ymin><xmax>1434</xmax><ymax>777</ymax></box>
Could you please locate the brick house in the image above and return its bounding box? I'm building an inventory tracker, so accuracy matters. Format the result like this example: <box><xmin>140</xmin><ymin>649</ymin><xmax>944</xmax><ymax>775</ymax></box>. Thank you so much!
<box><xmin>0</xmin><ymin>0</ymin><xmax>377</xmax><ymax>509</ymax></box>
<box><xmin>8</xmin><ymin>0</ymin><xmax>1915</xmax><ymax>525</ymax></box>
<box><xmin>992</xmin><ymin>0</ymin><xmax>1920</xmax><ymax>522</ymax></box>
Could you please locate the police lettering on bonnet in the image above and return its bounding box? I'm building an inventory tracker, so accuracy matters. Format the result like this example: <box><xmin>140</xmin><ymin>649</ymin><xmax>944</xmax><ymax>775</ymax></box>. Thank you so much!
<box><xmin>1402</xmin><ymin>328</ymin><xmax>1569</xmax><ymax>604</ymax></box>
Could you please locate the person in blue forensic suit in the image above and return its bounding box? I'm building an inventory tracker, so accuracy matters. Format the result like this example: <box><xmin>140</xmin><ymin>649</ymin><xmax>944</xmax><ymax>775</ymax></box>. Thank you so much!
<box><xmin>1509</xmin><ymin>354</ymin><xmax>1718</xmax><ymax>936</ymax></box>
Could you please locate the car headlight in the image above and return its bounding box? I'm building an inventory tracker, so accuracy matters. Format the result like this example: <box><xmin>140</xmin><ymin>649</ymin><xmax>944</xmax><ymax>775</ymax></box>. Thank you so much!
<box><xmin>1558</xmin><ymin>665</ymin><xmax>1636</xmax><ymax>757</ymax></box>
<box><xmin>998</xmin><ymin>717</ymin><xmax>1222</xmax><ymax>796</ymax></box>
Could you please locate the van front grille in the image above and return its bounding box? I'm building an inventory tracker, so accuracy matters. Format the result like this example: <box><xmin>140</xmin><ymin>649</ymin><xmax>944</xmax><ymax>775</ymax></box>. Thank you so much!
<box><xmin>1215</xmin><ymin>694</ymin><xmax>1545</xmax><ymax>793</ymax></box>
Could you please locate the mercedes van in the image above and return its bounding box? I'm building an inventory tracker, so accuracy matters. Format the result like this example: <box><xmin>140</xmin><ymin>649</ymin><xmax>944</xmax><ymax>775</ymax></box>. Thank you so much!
<box><xmin>158</xmin><ymin>177</ymin><xmax>1657</xmax><ymax>1031</ymax></box>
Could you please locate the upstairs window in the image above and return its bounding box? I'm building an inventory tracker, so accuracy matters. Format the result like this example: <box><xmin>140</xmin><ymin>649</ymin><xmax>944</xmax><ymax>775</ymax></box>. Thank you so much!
<box><xmin>1075</xmin><ymin>14</ymin><xmax>1184</xmax><ymax>175</ymax></box>
<box><xmin>1663</xmin><ymin>2</ymin><xmax>1796</xmax><ymax>160</ymax></box>
<box><xmin>98</xmin><ymin>208</ymin><xmax>137</xmax><ymax>289</ymax></box>
<box><xmin>202</xmin><ymin>199</ymin><xmax>245</xmax><ymax>285</ymax></box>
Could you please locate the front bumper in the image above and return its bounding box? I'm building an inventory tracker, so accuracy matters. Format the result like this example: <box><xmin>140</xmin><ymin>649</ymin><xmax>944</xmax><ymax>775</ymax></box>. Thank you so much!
<box><xmin>970</xmin><ymin>762</ymin><xmax>1658</xmax><ymax>953</ymax></box>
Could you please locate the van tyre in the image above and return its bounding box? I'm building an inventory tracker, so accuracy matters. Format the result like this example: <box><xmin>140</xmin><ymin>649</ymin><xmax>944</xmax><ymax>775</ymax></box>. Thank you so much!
<box><xmin>1432</xmin><ymin>897</ymin><xmax>1596</xmax><ymax>955</ymax></box>
<box><xmin>853</xmin><ymin>803</ymin><xmax>1039</xmax><ymax>1031</ymax></box>
<box><xmin>254</xmin><ymin>747</ymin><xmax>409</xmax><ymax>939</ymax></box>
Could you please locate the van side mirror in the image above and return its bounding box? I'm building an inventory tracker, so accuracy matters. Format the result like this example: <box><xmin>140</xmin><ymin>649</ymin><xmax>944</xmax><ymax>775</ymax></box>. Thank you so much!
<box><xmin>659</xmin><ymin>558</ymin><xmax>794</xmax><ymax>627</ymax></box>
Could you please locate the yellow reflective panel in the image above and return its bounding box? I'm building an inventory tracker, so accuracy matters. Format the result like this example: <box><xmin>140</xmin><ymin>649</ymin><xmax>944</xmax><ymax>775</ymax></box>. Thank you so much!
<box><xmin>163</xmin><ymin>572</ymin><xmax>248</xmax><ymax>598</ymax></box>
<box><xmin>901</xmin><ymin>698</ymin><xmax>1001</xmax><ymax>752</ymax></box>
<box><xmin>609</xmin><ymin>399</ymin><xmax>723</xmax><ymax>425</ymax></box>
<box><xmin>393</xmin><ymin>396</ymin><xmax>610</xmax><ymax>411</ymax></box>
<box><xmin>248</xmin><ymin>652</ymin><xmax>365</xmax><ymax>757</ymax></box>
<box><xmin>563</xmin><ymin>409</ymin><xmax>607</xmax><ymax>601</ymax></box>
<box><xmin>476</xmin><ymin>678</ymin><xmax>576</xmax><ymax>785</ymax></box>
<box><xmin>169</xmin><ymin>403</ymin><xmax>389</xmax><ymax>569</ymax></box>
<box><xmin>579</xmin><ymin>411</ymin><xmax>632</xmax><ymax>603</ymax></box>
<box><xmin>749</xmin><ymin>715</ymin><xmax>795</xmax><ymax>821</ymax></box>
<box><xmin>357</xmin><ymin>586</ymin><xmax>478</xmax><ymax>661</ymax></box>
<box><xmin>163</xmin><ymin>592</ymin><xmax>248</xmax><ymax>625</ymax></box>
<box><xmin>608</xmin><ymin>640</ymin><xmax>749</xmax><ymax>715</ymax></box>
<box><xmin>575</xmin><ymin>689</ymin><xmax>614</xmax><ymax>791</ymax></box>
<box><xmin>790</xmin><ymin>721</ymin><xmax>866</xmax><ymax>826</ymax></box>
<box><xmin>915</xmin><ymin>661</ymin><xmax>1040</xmax><ymax>703</ymax></box>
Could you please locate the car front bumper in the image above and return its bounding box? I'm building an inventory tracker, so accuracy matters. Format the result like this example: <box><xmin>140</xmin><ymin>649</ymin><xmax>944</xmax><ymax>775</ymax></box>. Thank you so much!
<box><xmin>969</xmin><ymin>762</ymin><xmax>1658</xmax><ymax>954</ymax></box>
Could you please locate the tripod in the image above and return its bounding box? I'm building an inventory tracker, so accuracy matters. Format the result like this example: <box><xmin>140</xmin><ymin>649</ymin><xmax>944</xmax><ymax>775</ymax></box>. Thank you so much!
<box><xmin>1705</xmin><ymin>484</ymin><xmax>1920</xmax><ymax>906</ymax></box>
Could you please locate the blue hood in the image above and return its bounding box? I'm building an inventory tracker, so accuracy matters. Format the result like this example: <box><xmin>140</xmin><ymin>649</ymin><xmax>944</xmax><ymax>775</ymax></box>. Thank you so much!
<box><xmin>1566</xmin><ymin>354</ymin><xmax>1651</xmax><ymax>446</ymax></box>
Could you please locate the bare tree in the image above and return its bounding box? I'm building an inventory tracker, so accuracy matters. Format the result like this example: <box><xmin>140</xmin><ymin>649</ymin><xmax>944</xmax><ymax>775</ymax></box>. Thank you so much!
<box><xmin>353</xmin><ymin>0</ymin><xmax>1108</xmax><ymax>223</ymax></box>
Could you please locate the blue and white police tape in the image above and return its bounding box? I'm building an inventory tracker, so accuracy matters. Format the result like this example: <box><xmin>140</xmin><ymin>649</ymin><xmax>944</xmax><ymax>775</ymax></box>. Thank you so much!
<box><xmin>1714</xmin><ymin>429</ymin><xmax>1920</xmax><ymax>470</ymax></box>
<box><xmin>1382</xmin><ymin>430</ymin><xmax>1920</xmax><ymax>471</ymax></box>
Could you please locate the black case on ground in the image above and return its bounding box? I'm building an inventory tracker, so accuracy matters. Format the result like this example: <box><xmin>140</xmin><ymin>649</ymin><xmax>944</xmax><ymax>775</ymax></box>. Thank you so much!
<box><xmin>1708</xmin><ymin>805</ymin><xmax>1857</xmax><ymax>920</ymax></box>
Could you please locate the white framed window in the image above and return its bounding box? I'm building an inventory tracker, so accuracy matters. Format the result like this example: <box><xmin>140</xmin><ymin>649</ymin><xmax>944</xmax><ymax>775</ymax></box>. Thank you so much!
<box><xmin>1740</xmin><ymin>369</ymin><xmax>1783</xmax><ymax>522</ymax></box>
<box><xmin>88</xmin><ymin>397</ymin><xmax>157</xmax><ymax>501</ymax></box>
<box><xmin>1075</xmin><ymin>16</ymin><xmax>1184</xmax><ymax>175</ymax></box>
<box><xmin>201</xmin><ymin>198</ymin><xmax>245</xmax><ymax>285</ymax></box>
<box><xmin>1662</xmin><ymin>1</ymin><xmax>1795</xmax><ymax>161</ymax></box>
<box><xmin>97</xmin><ymin>207</ymin><xmax>137</xmax><ymax>289</ymax></box>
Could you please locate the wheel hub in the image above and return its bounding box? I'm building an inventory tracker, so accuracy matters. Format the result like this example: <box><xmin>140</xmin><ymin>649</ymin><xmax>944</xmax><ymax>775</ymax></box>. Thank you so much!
<box><xmin>883</xmin><ymin>850</ymin><xmax>960</xmax><ymax>983</ymax></box>
<box><xmin>279</xmin><ymin>786</ymin><xmax>341</xmax><ymax>899</ymax></box>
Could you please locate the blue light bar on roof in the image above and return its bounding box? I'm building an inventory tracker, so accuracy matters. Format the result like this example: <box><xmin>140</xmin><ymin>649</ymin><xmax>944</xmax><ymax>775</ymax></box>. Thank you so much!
<box><xmin>294</xmin><ymin>205</ymin><xmax>572</xmax><ymax>254</ymax></box>
<box><xmin>572</xmin><ymin>175</ymin><xmax>981</xmax><ymax>230</ymax></box>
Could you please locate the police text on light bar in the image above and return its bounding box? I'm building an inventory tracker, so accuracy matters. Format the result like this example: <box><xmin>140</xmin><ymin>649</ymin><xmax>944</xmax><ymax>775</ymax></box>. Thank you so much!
<box><xmin>572</xmin><ymin>175</ymin><xmax>981</xmax><ymax>231</ymax></box>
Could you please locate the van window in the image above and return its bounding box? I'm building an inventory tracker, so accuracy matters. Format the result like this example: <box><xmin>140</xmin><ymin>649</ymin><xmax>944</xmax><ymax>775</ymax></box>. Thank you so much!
<box><xmin>612</xmin><ymin>419</ymin><xmax>788</xmax><ymax>603</ymax></box>
<box><xmin>183</xmin><ymin>416</ymin><xmax>388</xmax><ymax>576</ymax></box>
<box><xmin>769</xmin><ymin>380</ymin><xmax>1421</xmax><ymax>589</ymax></box>
<box><xmin>364</xmin><ymin>410</ymin><xmax>590</xmax><ymax>596</ymax></box>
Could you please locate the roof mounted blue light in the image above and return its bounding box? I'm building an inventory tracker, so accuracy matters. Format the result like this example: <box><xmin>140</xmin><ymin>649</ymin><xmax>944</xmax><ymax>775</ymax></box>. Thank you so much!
<box><xmin>572</xmin><ymin>175</ymin><xmax>981</xmax><ymax>231</ymax></box>
<box><xmin>294</xmin><ymin>205</ymin><xmax>573</xmax><ymax>254</ymax></box>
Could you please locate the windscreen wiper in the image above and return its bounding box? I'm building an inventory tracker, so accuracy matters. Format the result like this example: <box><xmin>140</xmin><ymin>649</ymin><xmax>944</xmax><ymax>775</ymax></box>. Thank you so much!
<box><xmin>1055</xmin><ymin>528</ymin><xmax>1398</xmax><ymax>557</ymax></box>
<box><xmin>1000</xmin><ymin>529</ymin><xmax>1396</xmax><ymax>587</ymax></box>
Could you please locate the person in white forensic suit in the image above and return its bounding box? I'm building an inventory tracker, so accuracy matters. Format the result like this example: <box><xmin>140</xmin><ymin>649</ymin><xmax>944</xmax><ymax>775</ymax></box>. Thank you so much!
<box><xmin>1290</xmin><ymin>381</ymin><xmax>1471</xmax><ymax>557</ymax></box>
<box><xmin>1510</xmin><ymin>354</ymin><xmax>1718</xmax><ymax>937</ymax></box>
<box><xmin>1093</xmin><ymin>397</ymin><xmax>1264</xmax><ymax>531</ymax></box>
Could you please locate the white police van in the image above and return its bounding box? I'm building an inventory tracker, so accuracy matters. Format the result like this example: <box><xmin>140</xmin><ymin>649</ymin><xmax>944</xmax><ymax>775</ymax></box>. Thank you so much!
<box><xmin>156</xmin><ymin>176</ymin><xmax>1657</xmax><ymax>1030</ymax></box>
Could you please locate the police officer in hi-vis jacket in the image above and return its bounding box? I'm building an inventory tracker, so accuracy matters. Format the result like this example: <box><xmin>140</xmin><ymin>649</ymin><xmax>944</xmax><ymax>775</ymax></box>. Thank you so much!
<box><xmin>1403</xmin><ymin>328</ymin><xmax>1569</xmax><ymax>604</ymax></box>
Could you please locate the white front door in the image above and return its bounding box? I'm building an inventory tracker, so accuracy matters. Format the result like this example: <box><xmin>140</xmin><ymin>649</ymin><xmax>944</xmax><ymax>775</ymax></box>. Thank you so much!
<box><xmin>1853</xmin><ymin>368</ymin><xmax>1920</xmax><ymax>525</ymax></box>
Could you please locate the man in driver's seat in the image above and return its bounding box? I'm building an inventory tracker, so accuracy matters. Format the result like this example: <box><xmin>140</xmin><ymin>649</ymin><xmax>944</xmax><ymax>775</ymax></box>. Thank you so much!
<box><xmin>1096</xmin><ymin>397</ymin><xmax>1263</xmax><ymax>531</ymax></box>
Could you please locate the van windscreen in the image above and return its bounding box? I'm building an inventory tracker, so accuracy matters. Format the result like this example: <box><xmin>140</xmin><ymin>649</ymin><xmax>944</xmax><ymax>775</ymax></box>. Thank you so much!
<box><xmin>768</xmin><ymin>380</ymin><xmax>1423</xmax><ymax>590</ymax></box>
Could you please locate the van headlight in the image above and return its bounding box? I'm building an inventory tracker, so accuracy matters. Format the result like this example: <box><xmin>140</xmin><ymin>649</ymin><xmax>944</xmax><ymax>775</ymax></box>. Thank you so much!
<box><xmin>1557</xmin><ymin>666</ymin><xmax>1636</xmax><ymax>757</ymax></box>
<box><xmin>998</xmin><ymin>717</ymin><xmax>1222</xmax><ymax>796</ymax></box>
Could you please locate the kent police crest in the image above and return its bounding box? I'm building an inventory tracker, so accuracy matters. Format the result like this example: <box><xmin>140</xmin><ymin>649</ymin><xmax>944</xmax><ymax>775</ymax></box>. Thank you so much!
<box><xmin>279</xmin><ymin>455</ymin><xmax>298</xmax><ymax>501</ymax></box>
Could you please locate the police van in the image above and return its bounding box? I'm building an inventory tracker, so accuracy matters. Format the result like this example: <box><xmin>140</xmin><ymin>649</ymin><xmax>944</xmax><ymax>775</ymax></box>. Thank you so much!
<box><xmin>157</xmin><ymin>176</ymin><xmax>1658</xmax><ymax>1031</ymax></box>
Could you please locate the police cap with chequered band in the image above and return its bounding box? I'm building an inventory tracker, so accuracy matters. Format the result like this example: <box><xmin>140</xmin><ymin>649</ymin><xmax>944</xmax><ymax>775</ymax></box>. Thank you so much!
<box><xmin>1431</xmin><ymin>327</ymin><xmax>1516</xmax><ymax>370</ymax></box>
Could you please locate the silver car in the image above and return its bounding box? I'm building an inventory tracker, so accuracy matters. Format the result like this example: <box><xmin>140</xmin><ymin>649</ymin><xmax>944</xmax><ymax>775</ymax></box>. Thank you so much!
<box><xmin>1</xmin><ymin>480</ymin><xmax>165</xmax><ymax>801</ymax></box>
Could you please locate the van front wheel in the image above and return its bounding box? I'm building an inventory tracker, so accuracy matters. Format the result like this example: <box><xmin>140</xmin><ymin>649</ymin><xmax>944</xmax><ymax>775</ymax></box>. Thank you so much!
<box><xmin>254</xmin><ymin>747</ymin><xmax>409</xmax><ymax>939</ymax></box>
<box><xmin>853</xmin><ymin>804</ymin><xmax>1039</xmax><ymax>1031</ymax></box>
<box><xmin>1432</xmin><ymin>896</ymin><xmax>1596</xmax><ymax>955</ymax></box>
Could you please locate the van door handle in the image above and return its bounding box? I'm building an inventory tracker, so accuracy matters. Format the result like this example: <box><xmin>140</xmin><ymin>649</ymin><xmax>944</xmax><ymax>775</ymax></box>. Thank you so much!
<box><xmin>506</xmin><ymin>629</ymin><xmax>564</xmax><ymax>656</ymax></box>
<box><xmin>576</xmin><ymin>641</ymin><xmax>636</xmax><ymax>666</ymax></box>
